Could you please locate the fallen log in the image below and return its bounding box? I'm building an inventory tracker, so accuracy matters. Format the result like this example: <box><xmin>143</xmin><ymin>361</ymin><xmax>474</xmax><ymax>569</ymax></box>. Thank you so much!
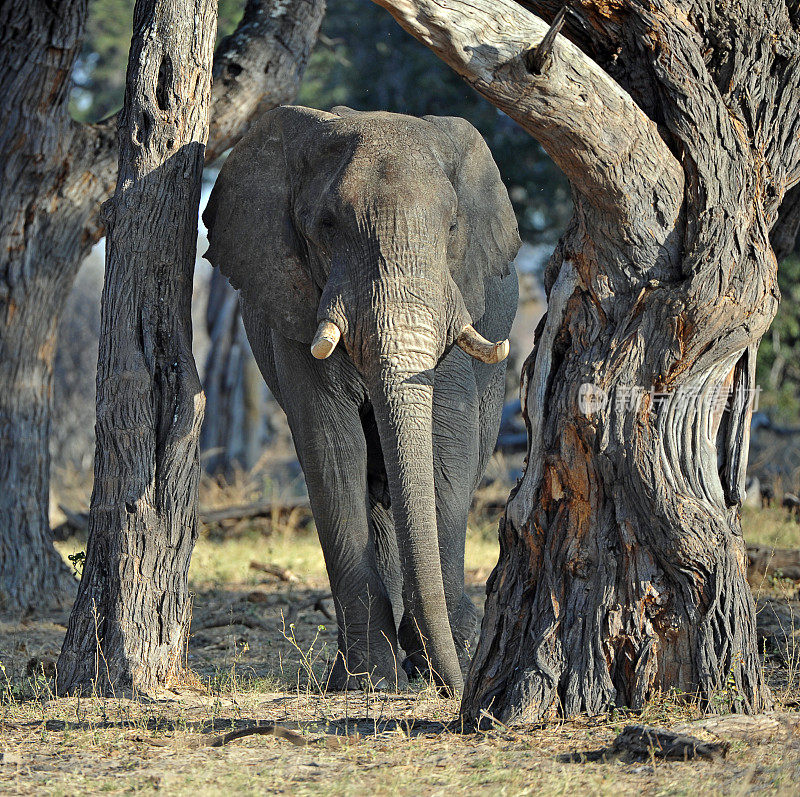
<box><xmin>249</xmin><ymin>561</ymin><xmax>302</xmax><ymax>583</ymax></box>
<box><xmin>141</xmin><ymin>722</ymin><xmax>353</xmax><ymax>749</ymax></box>
<box><xmin>52</xmin><ymin>506</ymin><xmax>91</xmax><ymax>541</ymax></box>
<box><xmin>561</xmin><ymin>714</ymin><xmax>798</xmax><ymax>764</ymax></box>
<box><xmin>612</xmin><ymin>724</ymin><xmax>729</xmax><ymax>761</ymax></box>
<box><xmin>674</xmin><ymin>713</ymin><xmax>800</xmax><ymax>743</ymax></box>
<box><xmin>200</xmin><ymin>499</ymin><xmax>310</xmax><ymax>526</ymax></box>
<box><xmin>747</xmin><ymin>544</ymin><xmax>800</xmax><ymax>583</ymax></box>
<box><xmin>53</xmin><ymin>498</ymin><xmax>312</xmax><ymax>539</ymax></box>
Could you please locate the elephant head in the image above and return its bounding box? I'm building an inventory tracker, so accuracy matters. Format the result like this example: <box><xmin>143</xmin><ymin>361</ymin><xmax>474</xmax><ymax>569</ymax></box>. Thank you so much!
<box><xmin>203</xmin><ymin>105</ymin><xmax>520</xmax><ymax>692</ymax></box>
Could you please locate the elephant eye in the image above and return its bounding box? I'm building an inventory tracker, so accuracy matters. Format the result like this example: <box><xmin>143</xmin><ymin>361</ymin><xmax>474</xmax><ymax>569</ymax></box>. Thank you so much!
<box><xmin>319</xmin><ymin>214</ymin><xmax>336</xmax><ymax>230</ymax></box>
<box><xmin>449</xmin><ymin>219</ymin><xmax>458</xmax><ymax>233</ymax></box>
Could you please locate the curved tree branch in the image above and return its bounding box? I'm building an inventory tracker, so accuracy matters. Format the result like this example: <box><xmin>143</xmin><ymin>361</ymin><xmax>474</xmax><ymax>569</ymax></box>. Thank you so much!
<box><xmin>369</xmin><ymin>0</ymin><xmax>684</xmax><ymax>242</ymax></box>
<box><xmin>206</xmin><ymin>0</ymin><xmax>325</xmax><ymax>162</ymax></box>
<box><xmin>67</xmin><ymin>117</ymin><xmax>119</xmax><ymax>246</ymax></box>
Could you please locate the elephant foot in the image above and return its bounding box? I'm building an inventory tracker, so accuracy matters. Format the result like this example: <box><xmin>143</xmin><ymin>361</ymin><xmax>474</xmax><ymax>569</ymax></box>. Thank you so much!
<box><xmin>401</xmin><ymin>650</ymin><xmax>433</xmax><ymax>682</ymax></box>
<box><xmin>399</xmin><ymin>594</ymin><xmax>477</xmax><ymax>682</ymax></box>
<box><xmin>325</xmin><ymin>651</ymin><xmax>409</xmax><ymax>693</ymax></box>
<box><xmin>401</xmin><ymin>643</ymin><xmax>471</xmax><ymax>685</ymax></box>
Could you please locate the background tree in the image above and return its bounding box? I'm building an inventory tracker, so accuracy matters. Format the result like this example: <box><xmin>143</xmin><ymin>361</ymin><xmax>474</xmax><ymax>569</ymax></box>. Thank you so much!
<box><xmin>0</xmin><ymin>0</ymin><xmax>90</xmax><ymax>611</ymax></box>
<box><xmin>200</xmin><ymin>267</ymin><xmax>266</xmax><ymax>475</ymax></box>
<box><xmin>0</xmin><ymin>0</ymin><xmax>324</xmax><ymax>612</ymax></box>
<box><xmin>70</xmin><ymin>0</ymin><xmax>248</xmax><ymax>123</ymax></box>
<box><xmin>57</xmin><ymin>0</ymin><xmax>217</xmax><ymax>693</ymax></box>
<box><xmin>755</xmin><ymin>185</ymin><xmax>800</xmax><ymax>424</ymax></box>
<box><xmin>756</xmin><ymin>254</ymin><xmax>800</xmax><ymax>424</ymax></box>
<box><xmin>371</xmin><ymin>0</ymin><xmax>800</xmax><ymax>723</ymax></box>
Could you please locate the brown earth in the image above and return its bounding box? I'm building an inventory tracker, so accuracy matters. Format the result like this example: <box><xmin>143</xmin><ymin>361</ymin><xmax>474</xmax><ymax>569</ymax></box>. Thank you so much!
<box><xmin>3</xmin><ymin>506</ymin><xmax>800</xmax><ymax>794</ymax></box>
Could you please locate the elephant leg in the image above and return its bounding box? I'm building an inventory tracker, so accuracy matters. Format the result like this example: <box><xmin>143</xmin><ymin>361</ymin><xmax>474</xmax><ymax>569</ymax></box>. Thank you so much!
<box><xmin>368</xmin><ymin>499</ymin><xmax>404</xmax><ymax>628</ymax></box>
<box><xmin>270</xmin><ymin>337</ymin><xmax>405</xmax><ymax>691</ymax></box>
<box><xmin>362</xmin><ymin>405</ymin><xmax>404</xmax><ymax>627</ymax></box>
<box><xmin>400</xmin><ymin>347</ymin><xmax>480</xmax><ymax>679</ymax></box>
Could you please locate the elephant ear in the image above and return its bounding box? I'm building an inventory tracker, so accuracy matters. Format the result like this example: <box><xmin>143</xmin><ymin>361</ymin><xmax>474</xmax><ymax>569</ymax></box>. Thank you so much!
<box><xmin>423</xmin><ymin>115</ymin><xmax>521</xmax><ymax>324</ymax></box>
<box><xmin>202</xmin><ymin>106</ymin><xmax>329</xmax><ymax>344</ymax></box>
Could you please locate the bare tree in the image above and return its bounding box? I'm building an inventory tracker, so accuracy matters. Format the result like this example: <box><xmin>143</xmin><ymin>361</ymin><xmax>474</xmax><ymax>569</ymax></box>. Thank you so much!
<box><xmin>0</xmin><ymin>0</ymin><xmax>324</xmax><ymax>612</ymax></box>
<box><xmin>372</xmin><ymin>0</ymin><xmax>800</xmax><ymax>722</ymax></box>
<box><xmin>56</xmin><ymin>0</ymin><xmax>218</xmax><ymax>695</ymax></box>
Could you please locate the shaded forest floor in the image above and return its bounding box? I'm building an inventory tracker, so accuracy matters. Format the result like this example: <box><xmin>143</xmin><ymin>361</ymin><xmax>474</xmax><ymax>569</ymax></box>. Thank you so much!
<box><xmin>3</xmin><ymin>500</ymin><xmax>800</xmax><ymax>794</ymax></box>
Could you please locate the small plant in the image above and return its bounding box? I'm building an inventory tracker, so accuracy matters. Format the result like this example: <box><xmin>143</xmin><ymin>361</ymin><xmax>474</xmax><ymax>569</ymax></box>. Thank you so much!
<box><xmin>67</xmin><ymin>549</ymin><xmax>86</xmax><ymax>578</ymax></box>
<box><xmin>279</xmin><ymin>617</ymin><xmax>332</xmax><ymax>696</ymax></box>
<box><xmin>0</xmin><ymin>660</ymin><xmax>18</xmax><ymax>705</ymax></box>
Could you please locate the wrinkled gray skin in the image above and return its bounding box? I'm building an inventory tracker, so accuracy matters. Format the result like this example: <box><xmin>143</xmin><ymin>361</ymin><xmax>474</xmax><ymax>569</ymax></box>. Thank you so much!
<box><xmin>203</xmin><ymin>106</ymin><xmax>520</xmax><ymax>693</ymax></box>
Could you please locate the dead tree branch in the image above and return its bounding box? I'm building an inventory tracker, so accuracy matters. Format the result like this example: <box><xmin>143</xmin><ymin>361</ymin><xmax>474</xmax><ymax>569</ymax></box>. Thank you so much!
<box><xmin>369</xmin><ymin>0</ymin><xmax>684</xmax><ymax>249</ymax></box>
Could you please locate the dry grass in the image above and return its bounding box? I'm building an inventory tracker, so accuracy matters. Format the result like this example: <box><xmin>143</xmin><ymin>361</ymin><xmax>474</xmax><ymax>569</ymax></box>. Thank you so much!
<box><xmin>742</xmin><ymin>505</ymin><xmax>800</xmax><ymax>550</ymax></box>
<box><xmin>3</xmin><ymin>482</ymin><xmax>800</xmax><ymax>794</ymax></box>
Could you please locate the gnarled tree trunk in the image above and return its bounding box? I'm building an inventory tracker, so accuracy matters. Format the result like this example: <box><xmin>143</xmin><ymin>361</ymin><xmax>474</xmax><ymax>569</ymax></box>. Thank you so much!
<box><xmin>0</xmin><ymin>0</ymin><xmax>324</xmax><ymax>612</ymax></box>
<box><xmin>56</xmin><ymin>0</ymin><xmax>216</xmax><ymax>695</ymax></box>
<box><xmin>0</xmin><ymin>0</ymin><xmax>111</xmax><ymax>611</ymax></box>
<box><xmin>373</xmin><ymin>0</ymin><xmax>800</xmax><ymax>723</ymax></box>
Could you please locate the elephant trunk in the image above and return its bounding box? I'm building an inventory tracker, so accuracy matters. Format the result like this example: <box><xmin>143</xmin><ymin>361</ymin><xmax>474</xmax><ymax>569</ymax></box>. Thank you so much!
<box><xmin>348</xmin><ymin>278</ymin><xmax>464</xmax><ymax>691</ymax></box>
<box><xmin>367</xmin><ymin>357</ymin><xmax>464</xmax><ymax>693</ymax></box>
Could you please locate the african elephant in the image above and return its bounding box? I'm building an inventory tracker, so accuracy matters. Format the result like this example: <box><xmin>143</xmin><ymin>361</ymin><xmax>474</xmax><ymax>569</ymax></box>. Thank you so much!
<box><xmin>203</xmin><ymin>105</ymin><xmax>520</xmax><ymax>694</ymax></box>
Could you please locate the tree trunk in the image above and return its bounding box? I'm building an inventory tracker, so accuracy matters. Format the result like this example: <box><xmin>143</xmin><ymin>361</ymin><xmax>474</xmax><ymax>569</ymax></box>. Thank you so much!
<box><xmin>0</xmin><ymin>271</ymin><xmax>76</xmax><ymax>610</ymax></box>
<box><xmin>0</xmin><ymin>0</ymin><xmax>324</xmax><ymax>613</ymax></box>
<box><xmin>200</xmin><ymin>265</ymin><xmax>265</xmax><ymax>475</ymax></box>
<box><xmin>372</xmin><ymin>0</ymin><xmax>800</xmax><ymax>723</ymax></box>
<box><xmin>0</xmin><ymin>0</ymin><xmax>105</xmax><ymax>610</ymax></box>
<box><xmin>56</xmin><ymin>0</ymin><xmax>216</xmax><ymax>695</ymax></box>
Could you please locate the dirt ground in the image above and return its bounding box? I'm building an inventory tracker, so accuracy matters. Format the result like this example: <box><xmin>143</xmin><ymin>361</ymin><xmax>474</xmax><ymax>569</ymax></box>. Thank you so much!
<box><xmin>3</xmin><ymin>506</ymin><xmax>800</xmax><ymax>795</ymax></box>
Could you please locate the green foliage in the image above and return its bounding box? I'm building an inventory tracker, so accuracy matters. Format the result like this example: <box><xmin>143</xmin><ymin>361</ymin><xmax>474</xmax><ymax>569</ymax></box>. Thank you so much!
<box><xmin>298</xmin><ymin>0</ymin><xmax>571</xmax><ymax>242</ymax></box>
<box><xmin>70</xmin><ymin>0</ymin><xmax>245</xmax><ymax>122</ymax></box>
<box><xmin>756</xmin><ymin>255</ymin><xmax>800</xmax><ymax>422</ymax></box>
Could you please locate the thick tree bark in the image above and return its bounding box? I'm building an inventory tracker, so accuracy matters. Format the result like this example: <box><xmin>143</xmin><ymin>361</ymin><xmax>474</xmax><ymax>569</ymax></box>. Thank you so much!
<box><xmin>0</xmin><ymin>0</ymin><xmax>324</xmax><ymax>612</ymax></box>
<box><xmin>373</xmin><ymin>0</ymin><xmax>799</xmax><ymax>723</ymax></box>
<box><xmin>56</xmin><ymin>0</ymin><xmax>216</xmax><ymax>695</ymax></box>
<box><xmin>0</xmin><ymin>0</ymin><xmax>102</xmax><ymax>610</ymax></box>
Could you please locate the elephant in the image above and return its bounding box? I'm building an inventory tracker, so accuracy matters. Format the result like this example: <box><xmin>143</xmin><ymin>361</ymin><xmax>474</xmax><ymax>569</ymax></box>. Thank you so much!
<box><xmin>203</xmin><ymin>105</ymin><xmax>520</xmax><ymax>694</ymax></box>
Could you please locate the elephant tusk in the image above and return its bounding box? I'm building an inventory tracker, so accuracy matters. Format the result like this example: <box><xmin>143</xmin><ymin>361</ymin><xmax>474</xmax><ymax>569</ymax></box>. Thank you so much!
<box><xmin>310</xmin><ymin>320</ymin><xmax>341</xmax><ymax>359</ymax></box>
<box><xmin>456</xmin><ymin>325</ymin><xmax>510</xmax><ymax>364</ymax></box>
